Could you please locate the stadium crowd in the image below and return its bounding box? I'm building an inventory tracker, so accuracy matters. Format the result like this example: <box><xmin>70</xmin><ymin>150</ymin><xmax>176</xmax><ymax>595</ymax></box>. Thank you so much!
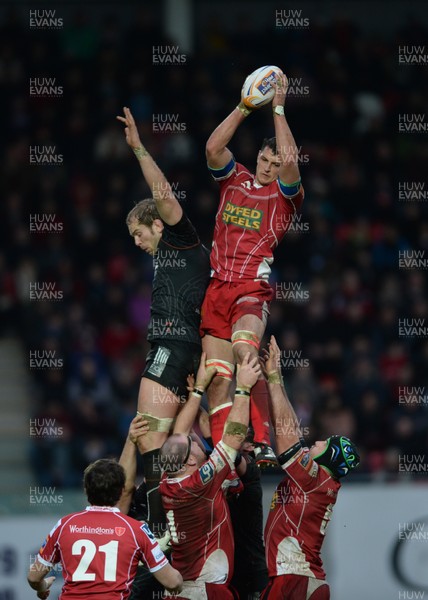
<box><xmin>1</xmin><ymin>5</ymin><xmax>427</xmax><ymax>487</ymax></box>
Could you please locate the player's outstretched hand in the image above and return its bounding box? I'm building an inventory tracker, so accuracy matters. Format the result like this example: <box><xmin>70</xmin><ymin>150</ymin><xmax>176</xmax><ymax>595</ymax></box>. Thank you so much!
<box><xmin>236</xmin><ymin>352</ymin><xmax>261</xmax><ymax>390</ymax></box>
<box><xmin>195</xmin><ymin>351</ymin><xmax>217</xmax><ymax>391</ymax></box>
<box><xmin>129</xmin><ymin>415</ymin><xmax>149</xmax><ymax>444</ymax></box>
<box><xmin>261</xmin><ymin>335</ymin><xmax>281</xmax><ymax>378</ymax></box>
<box><xmin>37</xmin><ymin>577</ymin><xmax>55</xmax><ymax>599</ymax></box>
<box><xmin>116</xmin><ymin>106</ymin><xmax>142</xmax><ymax>149</ymax></box>
<box><xmin>272</xmin><ymin>72</ymin><xmax>288</xmax><ymax>109</ymax></box>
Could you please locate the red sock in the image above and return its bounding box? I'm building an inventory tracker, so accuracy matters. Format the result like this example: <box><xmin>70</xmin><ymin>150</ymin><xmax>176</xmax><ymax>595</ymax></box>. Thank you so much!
<box><xmin>209</xmin><ymin>403</ymin><xmax>232</xmax><ymax>446</ymax></box>
<box><xmin>250</xmin><ymin>379</ymin><xmax>271</xmax><ymax>445</ymax></box>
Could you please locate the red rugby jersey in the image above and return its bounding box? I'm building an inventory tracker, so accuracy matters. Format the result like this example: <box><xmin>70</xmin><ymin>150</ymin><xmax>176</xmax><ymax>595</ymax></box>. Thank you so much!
<box><xmin>160</xmin><ymin>441</ymin><xmax>236</xmax><ymax>583</ymax></box>
<box><xmin>210</xmin><ymin>162</ymin><xmax>304</xmax><ymax>282</ymax></box>
<box><xmin>38</xmin><ymin>506</ymin><xmax>168</xmax><ymax>599</ymax></box>
<box><xmin>264</xmin><ymin>447</ymin><xmax>341</xmax><ymax>580</ymax></box>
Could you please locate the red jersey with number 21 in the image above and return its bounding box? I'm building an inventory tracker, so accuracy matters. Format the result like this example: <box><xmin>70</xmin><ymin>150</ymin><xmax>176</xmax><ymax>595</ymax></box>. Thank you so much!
<box><xmin>38</xmin><ymin>506</ymin><xmax>168</xmax><ymax>599</ymax></box>
<box><xmin>210</xmin><ymin>161</ymin><xmax>304</xmax><ymax>282</ymax></box>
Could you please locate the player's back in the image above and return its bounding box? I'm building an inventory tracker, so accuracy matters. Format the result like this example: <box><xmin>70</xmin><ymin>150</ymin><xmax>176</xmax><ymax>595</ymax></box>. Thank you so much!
<box><xmin>161</xmin><ymin>468</ymin><xmax>234</xmax><ymax>583</ymax></box>
<box><xmin>264</xmin><ymin>450</ymin><xmax>340</xmax><ymax>580</ymax></box>
<box><xmin>149</xmin><ymin>213</ymin><xmax>211</xmax><ymax>345</ymax></box>
<box><xmin>39</xmin><ymin>506</ymin><xmax>167</xmax><ymax>599</ymax></box>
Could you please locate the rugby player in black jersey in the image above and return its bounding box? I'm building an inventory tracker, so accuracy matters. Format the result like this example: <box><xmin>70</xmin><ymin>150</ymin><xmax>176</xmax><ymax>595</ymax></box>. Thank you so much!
<box><xmin>117</xmin><ymin>108</ymin><xmax>210</xmax><ymax>545</ymax></box>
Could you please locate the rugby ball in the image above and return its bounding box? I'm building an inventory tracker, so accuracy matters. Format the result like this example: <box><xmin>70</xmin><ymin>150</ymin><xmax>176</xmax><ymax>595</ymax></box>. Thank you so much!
<box><xmin>241</xmin><ymin>65</ymin><xmax>283</xmax><ymax>109</ymax></box>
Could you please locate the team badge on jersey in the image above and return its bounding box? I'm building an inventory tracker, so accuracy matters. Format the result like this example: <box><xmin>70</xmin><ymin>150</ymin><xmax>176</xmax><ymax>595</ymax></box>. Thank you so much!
<box><xmin>199</xmin><ymin>462</ymin><xmax>215</xmax><ymax>484</ymax></box>
<box><xmin>300</xmin><ymin>453</ymin><xmax>310</xmax><ymax>468</ymax></box>
<box><xmin>115</xmin><ymin>527</ymin><xmax>126</xmax><ymax>537</ymax></box>
<box><xmin>141</xmin><ymin>522</ymin><xmax>156</xmax><ymax>543</ymax></box>
<box><xmin>298</xmin><ymin>451</ymin><xmax>318</xmax><ymax>477</ymax></box>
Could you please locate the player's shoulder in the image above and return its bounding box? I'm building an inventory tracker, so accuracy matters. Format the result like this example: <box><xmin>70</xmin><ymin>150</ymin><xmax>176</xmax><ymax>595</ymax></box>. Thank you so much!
<box><xmin>111</xmin><ymin>510</ymin><xmax>148</xmax><ymax>534</ymax></box>
<box><xmin>116</xmin><ymin>513</ymin><xmax>157</xmax><ymax>540</ymax></box>
<box><xmin>48</xmin><ymin>510</ymin><xmax>85</xmax><ymax>537</ymax></box>
<box><xmin>136</xmin><ymin>520</ymin><xmax>159</xmax><ymax>545</ymax></box>
<box><xmin>234</xmin><ymin>162</ymin><xmax>253</xmax><ymax>179</ymax></box>
<box><xmin>285</xmin><ymin>447</ymin><xmax>319</xmax><ymax>479</ymax></box>
<box><xmin>60</xmin><ymin>510</ymin><xmax>87</xmax><ymax>524</ymax></box>
<box><xmin>161</xmin><ymin>211</ymin><xmax>200</xmax><ymax>246</ymax></box>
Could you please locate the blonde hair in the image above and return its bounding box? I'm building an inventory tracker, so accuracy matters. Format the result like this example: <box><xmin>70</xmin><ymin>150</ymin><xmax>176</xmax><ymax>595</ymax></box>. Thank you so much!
<box><xmin>126</xmin><ymin>198</ymin><xmax>161</xmax><ymax>228</ymax></box>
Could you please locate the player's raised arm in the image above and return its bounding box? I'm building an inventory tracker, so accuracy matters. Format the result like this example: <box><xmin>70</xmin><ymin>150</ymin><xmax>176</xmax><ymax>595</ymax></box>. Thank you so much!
<box><xmin>205</xmin><ymin>74</ymin><xmax>259</xmax><ymax>169</ymax></box>
<box><xmin>205</xmin><ymin>109</ymin><xmax>242</xmax><ymax>169</ymax></box>
<box><xmin>222</xmin><ymin>353</ymin><xmax>261</xmax><ymax>451</ymax></box>
<box><xmin>117</xmin><ymin>415</ymin><xmax>148</xmax><ymax>513</ymax></box>
<box><xmin>262</xmin><ymin>335</ymin><xmax>301</xmax><ymax>455</ymax></box>
<box><xmin>271</xmin><ymin>74</ymin><xmax>301</xmax><ymax>187</ymax></box>
<box><xmin>117</xmin><ymin>106</ymin><xmax>182</xmax><ymax>226</ymax></box>
<box><xmin>173</xmin><ymin>352</ymin><xmax>217</xmax><ymax>435</ymax></box>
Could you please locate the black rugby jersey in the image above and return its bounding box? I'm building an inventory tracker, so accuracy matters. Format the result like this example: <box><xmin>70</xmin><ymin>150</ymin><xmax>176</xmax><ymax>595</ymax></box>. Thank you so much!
<box><xmin>148</xmin><ymin>213</ymin><xmax>210</xmax><ymax>346</ymax></box>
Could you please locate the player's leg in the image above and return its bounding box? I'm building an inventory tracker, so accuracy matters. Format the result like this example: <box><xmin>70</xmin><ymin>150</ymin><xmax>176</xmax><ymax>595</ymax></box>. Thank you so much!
<box><xmin>261</xmin><ymin>574</ymin><xmax>328</xmax><ymax>600</ymax></box>
<box><xmin>307</xmin><ymin>578</ymin><xmax>330</xmax><ymax>599</ymax></box>
<box><xmin>229</xmin><ymin>452</ymin><xmax>269</xmax><ymax>599</ymax></box>
<box><xmin>231</xmin><ymin>312</ymin><xmax>275</xmax><ymax>465</ymax></box>
<box><xmin>202</xmin><ymin>333</ymin><xmax>235</xmax><ymax>445</ymax></box>
<box><xmin>261</xmin><ymin>574</ymin><xmax>308</xmax><ymax>599</ymax></box>
<box><xmin>200</xmin><ymin>279</ymin><xmax>237</xmax><ymax>445</ymax></box>
<box><xmin>137</xmin><ymin>340</ymin><xmax>197</xmax><ymax>537</ymax></box>
<box><xmin>136</xmin><ymin>376</ymin><xmax>180</xmax><ymax>537</ymax></box>
<box><xmin>260</xmin><ymin>576</ymin><xmax>286</xmax><ymax>599</ymax></box>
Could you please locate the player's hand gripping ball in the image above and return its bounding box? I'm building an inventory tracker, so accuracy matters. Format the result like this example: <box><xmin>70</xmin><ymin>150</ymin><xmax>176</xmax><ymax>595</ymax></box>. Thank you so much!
<box><xmin>241</xmin><ymin>65</ymin><xmax>283</xmax><ymax>109</ymax></box>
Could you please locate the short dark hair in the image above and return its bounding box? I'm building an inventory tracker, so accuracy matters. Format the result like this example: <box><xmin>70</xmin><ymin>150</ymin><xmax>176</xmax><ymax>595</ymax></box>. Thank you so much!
<box><xmin>126</xmin><ymin>199</ymin><xmax>161</xmax><ymax>228</ymax></box>
<box><xmin>83</xmin><ymin>459</ymin><xmax>125</xmax><ymax>506</ymax></box>
<box><xmin>260</xmin><ymin>137</ymin><xmax>277</xmax><ymax>155</ymax></box>
<box><xmin>159</xmin><ymin>434</ymin><xmax>191</xmax><ymax>476</ymax></box>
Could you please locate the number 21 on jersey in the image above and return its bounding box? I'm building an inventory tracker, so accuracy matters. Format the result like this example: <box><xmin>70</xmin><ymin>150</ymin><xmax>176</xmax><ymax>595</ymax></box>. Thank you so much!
<box><xmin>72</xmin><ymin>539</ymin><xmax>118</xmax><ymax>581</ymax></box>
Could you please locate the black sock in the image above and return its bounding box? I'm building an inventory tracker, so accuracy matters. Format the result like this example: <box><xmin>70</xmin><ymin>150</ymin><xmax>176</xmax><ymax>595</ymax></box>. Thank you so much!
<box><xmin>142</xmin><ymin>449</ymin><xmax>167</xmax><ymax>538</ymax></box>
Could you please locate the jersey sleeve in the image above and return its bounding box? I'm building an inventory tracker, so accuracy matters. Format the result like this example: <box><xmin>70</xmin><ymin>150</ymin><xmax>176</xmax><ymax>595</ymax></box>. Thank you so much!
<box><xmin>277</xmin><ymin>181</ymin><xmax>304</xmax><ymax>212</ymax></box>
<box><xmin>162</xmin><ymin>212</ymin><xmax>200</xmax><ymax>249</ymax></box>
<box><xmin>136</xmin><ymin>521</ymin><xmax>169</xmax><ymax>573</ymax></box>
<box><xmin>184</xmin><ymin>441</ymin><xmax>234</xmax><ymax>496</ymax></box>
<box><xmin>38</xmin><ymin>518</ymin><xmax>62</xmax><ymax>567</ymax></box>
<box><xmin>208</xmin><ymin>157</ymin><xmax>236</xmax><ymax>182</ymax></box>
<box><xmin>281</xmin><ymin>447</ymin><xmax>327</xmax><ymax>492</ymax></box>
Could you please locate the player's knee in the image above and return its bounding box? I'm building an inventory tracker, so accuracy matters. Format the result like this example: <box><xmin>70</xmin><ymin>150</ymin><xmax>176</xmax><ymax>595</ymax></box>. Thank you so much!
<box><xmin>206</xmin><ymin>358</ymin><xmax>235</xmax><ymax>382</ymax></box>
<box><xmin>231</xmin><ymin>330</ymin><xmax>260</xmax><ymax>363</ymax></box>
<box><xmin>137</xmin><ymin>430</ymin><xmax>168</xmax><ymax>455</ymax></box>
<box><xmin>206</xmin><ymin>372</ymin><xmax>231</xmax><ymax>406</ymax></box>
<box><xmin>135</xmin><ymin>412</ymin><xmax>174</xmax><ymax>454</ymax></box>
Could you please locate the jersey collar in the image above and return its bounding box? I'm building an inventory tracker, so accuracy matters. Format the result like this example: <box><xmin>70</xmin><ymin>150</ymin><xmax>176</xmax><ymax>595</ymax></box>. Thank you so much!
<box><xmin>85</xmin><ymin>505</ymin><xmax>120</xmax><ymax>512</ymax></box>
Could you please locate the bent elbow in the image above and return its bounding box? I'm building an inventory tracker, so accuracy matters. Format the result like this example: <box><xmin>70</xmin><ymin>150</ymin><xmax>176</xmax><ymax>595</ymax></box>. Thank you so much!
<box><xmin>205</xmin><ymin>137</ymin><xmax>218</xmax><ymax>162</ymax></box>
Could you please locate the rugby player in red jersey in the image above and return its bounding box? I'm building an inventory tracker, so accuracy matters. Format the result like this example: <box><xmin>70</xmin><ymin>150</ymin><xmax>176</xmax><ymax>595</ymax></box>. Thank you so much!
<box><xmin>27</xmin><ymin>459</ymin><xmax>182</xmax><ymax>599</ymax></box>
<box><xmin>261</xmin><ymin>336</ymin><xmax>360</xmax><ymax>600</ymax></box>
<box><xmin>159</xmin><ymin>352</ymin><xmax>261</xmax><ymax>599</ymax></box>
<box><xmin>201</xmin><ymin>72</ymin><xmax>304</xmax><ymax>465</ymax></box>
